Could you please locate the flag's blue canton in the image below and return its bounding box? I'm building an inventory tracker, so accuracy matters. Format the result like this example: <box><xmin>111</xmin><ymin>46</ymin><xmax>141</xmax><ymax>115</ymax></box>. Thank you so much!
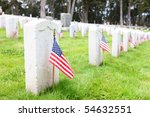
<box><xmin>102</xmin><ymin>35</ymin><xmax>107</xmax><ymax>43</ymax></box>
<box><xmin>52</xmin><ymin>39</ymin><xmax>62</xmax><ymax>57</ymax></box>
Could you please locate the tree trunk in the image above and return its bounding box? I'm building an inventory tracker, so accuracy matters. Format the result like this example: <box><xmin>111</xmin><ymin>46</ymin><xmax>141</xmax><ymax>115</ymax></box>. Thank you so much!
<box><xmin>80</xmin><ymin>4</ymin><xmax>88</xmax><ymax>23</ymax></box>
<box><xmin>40</xmin><ymin>0</ymin><xmax>46</xmax><ymax>18</ymax></box>
<box><xmin>50</xmin><ymin>0</ymin><xmax>55</xmax><ymax>18</ymax></box>
<box><xmin>128</xmin><ymin>0</ymin><xmax>131</xmax><ymax>26</ymax></box>
<box><xmin>67</xmin><ymin>0</ymin><xmax>76</xmax><ymax>20</ymax></box>
<box><xmin>84</xmin><ymin>7</ymin><xmax>88</xmax><ymax>23</ymax></box>
<box><xmin>67</xmin><ymin>0</ymin><xmax>71</xmax><ymax>13</ymax></box>
<box><xmin>120</xmin><ymin>0</ymin><xmax>123</xmax><ymax>26</ymax></box>
<box><xmin>71</xmin><ymin>0</ymin><xmax>76</xmax><ymax>19</ymax></box>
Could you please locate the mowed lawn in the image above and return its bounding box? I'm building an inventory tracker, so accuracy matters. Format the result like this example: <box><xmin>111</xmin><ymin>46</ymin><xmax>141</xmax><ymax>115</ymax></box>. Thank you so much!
<box><xmin>0</xmin><ymin>28</ymin><xmax>150</xmax><ymax>100</ymax></box>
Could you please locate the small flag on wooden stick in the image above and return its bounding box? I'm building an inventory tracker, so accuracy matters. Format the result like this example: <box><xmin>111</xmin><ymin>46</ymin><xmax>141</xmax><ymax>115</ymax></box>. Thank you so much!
<box><xmin>120</xmin><ymin>41</ymin><xmax>124</xmax><ymax>51</ymax></box>
<box><xmin>49</xmin><ymin>32</ymin><xmax>74</xmax><ymax>79</ymax></box>
<box><xmin>129</xmin><ymin>37</ymin><xmax>136</xmax><ymax>47</ymax></box>
<box><xmin>100</xmin><ymin>34</ymin><xmax>111</xmax><ymax>53</ymax></box>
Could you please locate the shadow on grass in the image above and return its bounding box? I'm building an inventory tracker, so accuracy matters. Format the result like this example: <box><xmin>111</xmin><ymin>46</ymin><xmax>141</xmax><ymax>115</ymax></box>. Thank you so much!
<box><xmin>39</xmin><ymin>79</ymin><xmax>82</xmax><ymax>100</ymax></box>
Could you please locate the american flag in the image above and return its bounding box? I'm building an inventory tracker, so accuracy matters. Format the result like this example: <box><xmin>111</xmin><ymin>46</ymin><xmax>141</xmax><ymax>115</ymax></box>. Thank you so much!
<box><xmin>100</xmin><ymin>35</ymin><xmax>111</xmax><ymax>53</ymax></box>
<box><xmin>129</xmin><ymin>35</ymin><xmax>136</xmax><ymax>47</ymax></box>
<box><xmin>73</xmin><ymin>31</ymin><xmax>76</xmax><ymax>37</ymax></box>
<box><xmin>120</xmin><ymin>41</ymin><xmax>124</xmax><ymax>51</ymax></box>
<box><xmin>129</xmin><ymin>38</ymin><xmax>136</xmax><ymax>47</ymax></box>
<box><xmin>49</xmin><ymin>38</ymin><xmax>74</xmax><ymax>79</ymax></box>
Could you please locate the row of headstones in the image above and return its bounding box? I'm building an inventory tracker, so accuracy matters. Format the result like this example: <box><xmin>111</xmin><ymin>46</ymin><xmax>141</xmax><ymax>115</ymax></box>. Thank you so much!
<box><xmin>0</xmin><ymin>14</ymin><xmax>59</xmax><ymax>94</ymax></box>
<box><xmin>69</xmin><ymin>22</ymin><xmax>150</xmax><ymax>39</ymax></box>
<box><xmin>0</xmin><ymin>14</ymin><xmax>39</xmax><ymax>38</ymax></box>
<box><xmin>0</xmin><ymin>14</ymin><xmax>120</xmax><ymax>39</ymax></box>
<box><xmin>1</xmin><ymin>14</ymin><xmax>150</xmax><ymax>95</ymax></box>
<box><xmin>70</xmin><ymin>22</ymin><xmax>116</xmax><ymax>38</ymax></box>
<box><xmin>88</xmin><ymin>26</ymin><xmax>150</xmax><ymax>66</ymax></box>
<box><xmin>1</xmin><ymin>13</ymin><xmax>148</xmax><ymax>40</ymax></box>
<box><xmin>69</xmin><ymin>23</ymin><xmax>150</xmax><ymax>67</ymax></box>
<box><xmin>0</xmin><ymin>13</ymin><xmax>72</xmax><ymax>95</ymax></box>
<box><xmin>24</xmin><ymin>19</ymin><xmax>150</xmax><ymax>95</ymax></box>
<box><xmin>0</xmin><ymin>14</ymin><xmax>64</xmax><ymax>39</ymax></box>
<box><xmin>69</xmin><ymin>22</ymin><xmax>90</xmax><ymax>37</ymax></box>
<box><xmin>23</xmin><ymin>20</ymin><xmax>100</xmax><ymax>95</ymax></box>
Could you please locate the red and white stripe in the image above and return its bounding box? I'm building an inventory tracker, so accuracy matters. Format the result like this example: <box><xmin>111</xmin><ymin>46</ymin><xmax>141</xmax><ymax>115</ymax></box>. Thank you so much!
<box><xmin>49</xmin><ymin>52</ymin><xmax>74</xmax><ymax>79</ymax></box>
<box><xmin>100</xmin><ymin>41</ymin><xmax>111</xmax><ymax>53</ymax></box>
<box><xmin>129</xmin><ymin>38</ymin><xmax>136</xmax><ymax>47</ymax></box>
<box><xmin>120</xmin><ymin>42</ymin><xmax>124</xmax><ymax>51</ymax></box>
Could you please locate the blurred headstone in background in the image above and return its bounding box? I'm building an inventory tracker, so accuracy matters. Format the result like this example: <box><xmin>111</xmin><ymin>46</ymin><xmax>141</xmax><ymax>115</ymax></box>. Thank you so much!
<box><xmin>61</xmin><ymin>13</ymin><xmax>71</xmax><ymax>27</ymax></box>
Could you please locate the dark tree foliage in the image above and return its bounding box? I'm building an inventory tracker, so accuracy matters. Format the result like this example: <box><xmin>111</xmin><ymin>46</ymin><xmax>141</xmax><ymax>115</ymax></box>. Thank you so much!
<box><xmin>0</xmin><ymin>0</ymin><xmax>149</xmax><ymax>26</ymax></box>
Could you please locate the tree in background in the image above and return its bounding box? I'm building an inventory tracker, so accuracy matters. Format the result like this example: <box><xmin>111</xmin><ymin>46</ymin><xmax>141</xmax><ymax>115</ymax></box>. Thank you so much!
<box><xmin>0</xmin><ymin>0</ymin><xmax>149</xmax><ymax>26</ymax></box>
<box><xmin>49</xmin><ymin>0</ymin><xmax>55</xmax><ymax>18</ymax></box>
<box><xmin>105</xmin><ymin>0</ymin><xmax>120</xmax><ymax>24</ymax></box>
<box><xmin>40</xmin><ymin>0</ymin><xmax>46</xmax><ymax>18</ymax></box>
<box><xmin>120</xmin><ymin>0</ymin><xmax>123</xmax><ymax>26</ymax></box>
<box><xmin>128</xmin><ymin>0</ymin><xmax>131</xmax><ymax>26</ymax></box>
<box><xmin>67</xmin><ymin>0</ymin><xmax>76</xmax><ymax>19</ymax></box>
<box><xmin>76</xmin><ymin>0</ymin><xmax>105</xmax><ymax>23</ymax></box>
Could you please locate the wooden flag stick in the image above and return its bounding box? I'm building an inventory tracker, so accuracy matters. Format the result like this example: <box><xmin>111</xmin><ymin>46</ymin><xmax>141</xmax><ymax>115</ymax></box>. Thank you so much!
<box><xmin>52</xmin><ymin>64</ymin><xmax>55</xmax><ymax>89</ymax></box>
<box><xmin>52</xmin><ymin>29</ymin><xmax>56</xmax><ymax>89</ymax></box>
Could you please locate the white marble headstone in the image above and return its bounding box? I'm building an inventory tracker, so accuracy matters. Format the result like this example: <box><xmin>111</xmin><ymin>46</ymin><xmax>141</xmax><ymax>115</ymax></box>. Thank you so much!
<box><xmin>5</xmin><ymin>16</ymin><xmax>18</xmax><ymax>38</ymax></box>
<box><xmin>112</xmin><ymin>29</ymin><xmax>121</xmax><ymax>57</ymax></box>
<box><xmin>81</xmin><ymin>23</ymin><xmax>88</xmax><ymax>37</ymax></box>
<box><xmin>78</xmin><ymin>22</ymin><xmax>82</xmax><ymax>32</ymax></box>
<box><xmin>0</xmin><ymin>15</ymin><xmax>6</xmax><ymax>28</ymax></box>
<box><xmin>88</xmin><ymin>27</ymin><xmax>102</xmax><ymax>66</ymax></box>
<box><xmin>70</xmin><ymin>24</ymin><xmax>76</xmax><ymax>38</ymax></box>
<box><xmin>61</xmin><ymin>13</ymin><xmax>71</xmax><ymax>27</ymax></box>
<box><xmin>24</xmin><ymin>20</ymin><xmax>59</xmax><ymax>95</ymax></box>
<box><xmin>53</xmin><ymin>20</ymin><xmax>62</xmax><ymax>37</ymax></box>
<box><xmin>123</xmin><ymin>30</ymin><xmax>129</xmax><ymax>52</ymax></box>
<box><xmin>19</xmin><ymin>16</ymin><xmax>31</xmax><ymax>29</ymax></box>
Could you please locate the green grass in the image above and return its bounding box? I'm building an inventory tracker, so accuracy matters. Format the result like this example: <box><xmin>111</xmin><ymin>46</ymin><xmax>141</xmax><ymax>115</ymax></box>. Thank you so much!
<box><xmin>0</xmin><ymin>28</ymin><xmax>150</xmax><ymax>100</ymax></box>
